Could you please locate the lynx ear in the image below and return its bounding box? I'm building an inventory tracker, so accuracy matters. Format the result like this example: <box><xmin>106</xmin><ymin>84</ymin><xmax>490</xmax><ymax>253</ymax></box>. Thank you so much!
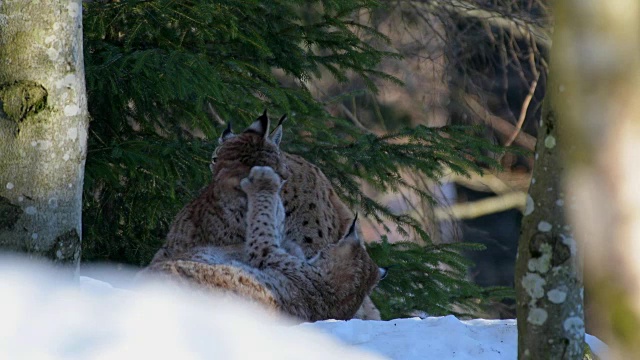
<box><xmin>340</xmin><ymin>214</ymin><xmax>362</xmax><ymax>247</ymax></box>
<box><xmin>346</xmin><ymin>213</ymin><xmax>358</xmax><ymax>237</ymax></box>
<box><xmin>218</xmin><ymin>122</ymin><xmax>234</xmax><ymax>144</ymax></box>
<box><xmin>245</xmin><ymin>109</ymin><xmax>270</xmax><ymax>138</ymax></box>
<box><xmin>270</xmin><ymin>114</ymin><xmax>287</xmax><ymax>146</ymax></box>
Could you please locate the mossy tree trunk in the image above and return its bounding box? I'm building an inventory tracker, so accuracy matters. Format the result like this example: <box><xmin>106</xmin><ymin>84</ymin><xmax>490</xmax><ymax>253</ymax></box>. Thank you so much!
<box><xmin>0</xmin><ymin>0</ymin><xmax>88</xmax><ymax>271</ymax></box>
<box><xmin>514</xmin><ymin>54</ymin><xmax>585</xmax><ymax>358</ymax></box>
<box><xmin>553</xmin><ymin>1</ymin><xmax>640</xmax><ymax>358</ymax></box>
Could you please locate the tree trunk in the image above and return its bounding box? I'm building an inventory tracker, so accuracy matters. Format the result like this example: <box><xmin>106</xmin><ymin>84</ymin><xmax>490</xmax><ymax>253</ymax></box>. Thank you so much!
<box><xmin>553</xmin><ymin>1</ymin><xmax>640</xmax><ymax>358</ymax></box>
<box><xmin>514</xmin><ymin>57</ymin><xmax>585</xmax><ymax>358</ymax></box>
<box><xmin>0</xmin><ymin>0</ymin><xmax>88</xmax><ymax>271</ymax></box>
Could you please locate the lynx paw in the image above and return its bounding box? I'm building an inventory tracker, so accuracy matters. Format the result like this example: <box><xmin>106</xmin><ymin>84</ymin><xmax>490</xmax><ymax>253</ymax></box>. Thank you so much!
<box><xmin>240</xmin><ymin>166</ymin><xmax>283</xmax><ymax>195</ymax></box>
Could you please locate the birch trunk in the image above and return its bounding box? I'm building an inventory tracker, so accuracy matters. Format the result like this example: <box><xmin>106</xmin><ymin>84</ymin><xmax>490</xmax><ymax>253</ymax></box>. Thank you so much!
<box><xmin>0</xmin><ymin>0</ymin><xmax>88</xmax><ymax>271</ymax></box>
<box><xmin>554</xmin><ymin>1</ymin><xmax>640</xmax><ymax>358</ymax></box>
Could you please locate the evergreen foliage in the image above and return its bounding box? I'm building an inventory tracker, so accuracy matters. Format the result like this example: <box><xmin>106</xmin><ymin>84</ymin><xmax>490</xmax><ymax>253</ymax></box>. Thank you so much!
<box><xmin>82</xmin><ymin>0</ymin><xmax>508</xmax><ymax>318</ymax></box>
<box><xmin>368</xmin><ymin>237</ymin><xmax>513</xmax><ymax>319</ymax></box>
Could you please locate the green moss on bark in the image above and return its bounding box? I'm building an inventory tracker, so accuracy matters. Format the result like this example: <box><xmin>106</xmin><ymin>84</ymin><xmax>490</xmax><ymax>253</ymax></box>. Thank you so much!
<box><xmin>46</xmin><ymin>229</ymin><xmax>81</xmax><ymax>264</ymax></box>
<box><xmin>0</xmin><ymin>81</ymin><xmax>47</xmax><ymax>122</ymax></box>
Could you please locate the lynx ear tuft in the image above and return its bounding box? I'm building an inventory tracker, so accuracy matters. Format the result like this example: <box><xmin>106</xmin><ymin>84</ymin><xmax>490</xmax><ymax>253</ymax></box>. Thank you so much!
<box><xmin>219</xmin><ymin>122</ymin><xmax>234</xmax><ymax>143</ymax></box>
<box><xmin>270</xmin><ymin>114</ymin><xmax>287</xmax><ymax>146</ymax></box>
<box><xmin>339</xmin><ymin>213</ymin><xmax>362</xmax><ymax>247</ymax></box>
<box><xmin>346</xmin><ymin>213</ymin><xmax>358</xmax><ymax>238</ymax></box>
<box><xmin>276</xmin><ymin>114</ymin><xmax>287</xmax><ymax>127</ymax></box>
<box><xmin>245</xmin><ymin>110</ymin><xmax>270</xmax><ymax>138</ymax></box>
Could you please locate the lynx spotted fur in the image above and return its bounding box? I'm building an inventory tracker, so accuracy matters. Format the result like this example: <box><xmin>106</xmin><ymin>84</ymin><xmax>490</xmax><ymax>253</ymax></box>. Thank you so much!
<box><xmin>147</xmin><ymin>166</ymin><xmax>380</xmax><ymax>321</ymax></box>
<box><xmin>144</xmin><ymin>112</ymin><xmax>381</xmax><ymax>319</ymax></box>
<box><xmin>150</xmin><ymin>113</ymin><xmax>352</xmax><ymax>263</ymax></box>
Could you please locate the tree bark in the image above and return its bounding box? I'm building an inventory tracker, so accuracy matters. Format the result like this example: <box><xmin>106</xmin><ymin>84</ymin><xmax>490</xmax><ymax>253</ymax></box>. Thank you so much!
<box><xmin>554</xmin><ymin>1</ymin><xmax>640</xmax><ymax>358</ymax></box>
<box><xmin>514</xmin><ymin>29</ymin><xmax>585</xmax><ymax>360</ymax></box>
<box><xmin>0</xmin><ymin>0</ymin><xmax>88</xmax><ymax>271</ymax></box>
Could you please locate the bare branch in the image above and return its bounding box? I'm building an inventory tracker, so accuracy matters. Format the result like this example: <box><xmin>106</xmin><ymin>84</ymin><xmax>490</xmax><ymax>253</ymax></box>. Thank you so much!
<box><xmin>206</xmin><ymin>103</ymin><xmax>226</xmax><ymax>126</ymax></box>
<box><xmin>435</xmin><ymin>191</ymin><xmax>526</xmax><ymax>220</ymax></box>
<box><xmin>338</xmin><ymin>103</ymin><xmax>375</xmax><ymax>134</ymax></box>
<box><xmin>413</xmin><ymin>0</ymin><xmax>551</xmax><ymax>50</ymax></box>
<box><xmin>441</xmin><ymin>168</ymin><xmax>531</xmax><ymax>194</ymax></box>
<box><xmin>504</xmin><ymin>72</ymin><xmax>540</xmax><ymax>147</ymax></box>
<box><xmin>463</xmin><ymin>94</ymin><xmax>537</xmax><ymax>151</ymax></box>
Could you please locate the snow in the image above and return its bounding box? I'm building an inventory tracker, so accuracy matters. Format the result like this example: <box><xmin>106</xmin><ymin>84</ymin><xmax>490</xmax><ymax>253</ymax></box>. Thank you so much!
<box><xmin>0</xmin><ymin>256</ymin><xmax>608</xmax><ymax>359</ymax></box>
<box><xmin>305</xmin><ymin>317</ymin><xmax>607</xmax><ymax>359</ymax></box>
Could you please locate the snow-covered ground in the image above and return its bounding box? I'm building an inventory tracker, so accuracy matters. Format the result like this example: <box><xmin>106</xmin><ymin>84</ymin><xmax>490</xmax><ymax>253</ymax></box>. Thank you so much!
<box><xmin>0</xmin><ymin>257</ymin><xmax>607</xmax><ymax>359</ymax></box>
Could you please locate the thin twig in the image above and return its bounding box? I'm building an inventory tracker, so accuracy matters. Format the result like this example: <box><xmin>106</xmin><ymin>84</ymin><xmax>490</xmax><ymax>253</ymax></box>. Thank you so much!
<box><xmin>415</xmin><ymin>0</ymin><xmax>551</xmax><ymax>50</ymax></box>
<box><xmin>504</xmin><ymin>72</ymin><xmax>539</xmax><ymax>147</ymax></box>
<box><xmin>338</xmin><ymin>103</ymin><xmax>375</xmax><ymax>134</ymax></box>
<box><xmin>206</xmin><ymin>103</ymin><xmax>226</xmax><ymax>125</ymax></box>
<box><xmin>463</xmin><ymin>94</ymin><xmax>537</xmax><ymax>151</ymax></box>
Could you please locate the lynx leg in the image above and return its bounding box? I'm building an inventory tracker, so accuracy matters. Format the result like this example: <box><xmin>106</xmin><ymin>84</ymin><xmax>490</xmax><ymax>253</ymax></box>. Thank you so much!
<box><xmin>240</xmin><ymin>166</ymin><xmax>286</xmax><ymax>268</ymax></box>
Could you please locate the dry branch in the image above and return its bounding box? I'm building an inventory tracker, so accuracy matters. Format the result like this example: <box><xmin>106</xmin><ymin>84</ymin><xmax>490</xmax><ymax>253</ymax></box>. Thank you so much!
<box><xmin>464</xmin><ymin>94</ymin><xmax>537</xmax><ymax>151</ymax></box>
<box><xmin>412</xmin><ymin>0</ymin><xmax>551</xmax><ymax>49</ymax></box>
<box><xmin>505</xmin><ymin>73</ymin><xmax>540</xmax><ymax>147</ymax></box>
<box><xmin>442</xmin><ymin>168</ymin><xmax>531</xmax><ymax>194</ymax></box>
<box><xmin>434</xmin><ymin>191</ymin><xmax>526</xmax><ymax>220</ymax></box>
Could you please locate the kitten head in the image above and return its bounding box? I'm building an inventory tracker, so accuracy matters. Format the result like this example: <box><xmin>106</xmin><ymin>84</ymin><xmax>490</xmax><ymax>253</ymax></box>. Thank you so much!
<box><xmin>211</xmin><ymin>111</ymin><xmax>290</xmax><ymax>190</ymax></box>
<box><xmin>310</xmin><ymin>215</ymin><xmax>382</xmax><ymax>319</ymax></box>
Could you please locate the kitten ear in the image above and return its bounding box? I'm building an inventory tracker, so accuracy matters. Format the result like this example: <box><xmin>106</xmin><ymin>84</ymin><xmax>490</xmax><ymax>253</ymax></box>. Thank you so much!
<box><xmin>270</xmin><ymin>114</ymin><xmax>287</xmax><ymax>146</ymax></box>
<box><xmin>379</xmin><ymin>267</ymin><xmax>389</xmax><ymax>280</ymax></box>
<box><xmin>245</xmin><ymin>109</ymin><xmax>270</xmax><ymax>138</ymax></box>
<box><xmin>218</xmin><ymin>122</ymin><xmax>234</xmax><ymax>144</ymax></box>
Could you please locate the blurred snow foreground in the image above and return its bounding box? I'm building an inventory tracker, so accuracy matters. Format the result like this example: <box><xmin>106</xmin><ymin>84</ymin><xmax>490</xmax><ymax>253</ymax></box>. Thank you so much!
<box><xmin>0</xmin><ymin>256</ymin><xmax>607</xmax><ymax>360</ymax></box>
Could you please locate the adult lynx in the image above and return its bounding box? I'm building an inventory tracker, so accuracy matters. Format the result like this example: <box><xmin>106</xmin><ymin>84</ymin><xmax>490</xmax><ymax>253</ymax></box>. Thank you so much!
<box><xmin>151</xmin><ymin>112</ymin><xmax>355</xmax><ymax>267</ymax></box>
<box><xmin>144</xmin><ymin>112</ymin><xmax>382</xmax><ymax>320</ymax></box>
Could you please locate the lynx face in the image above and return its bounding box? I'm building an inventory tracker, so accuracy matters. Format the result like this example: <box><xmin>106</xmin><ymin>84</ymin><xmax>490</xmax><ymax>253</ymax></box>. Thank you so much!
<box><xmin>309</xmin><ymin>217</ymin><xmax>381</xmax><ymax>316</ymax></box>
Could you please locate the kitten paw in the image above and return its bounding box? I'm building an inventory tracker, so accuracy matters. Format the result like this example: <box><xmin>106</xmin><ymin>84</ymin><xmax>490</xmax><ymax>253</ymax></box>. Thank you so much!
<box><xmin>240</xmin><ymin>166</ymin><xmax>283</xmax><ymax>194</ymax></box>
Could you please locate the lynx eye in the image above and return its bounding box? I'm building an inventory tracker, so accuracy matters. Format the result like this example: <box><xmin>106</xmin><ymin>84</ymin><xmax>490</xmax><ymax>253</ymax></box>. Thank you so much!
<box><xmin>211</xmin><ymin>146</ymin><xmax>222</xmax><ymax>164</ymax></box>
